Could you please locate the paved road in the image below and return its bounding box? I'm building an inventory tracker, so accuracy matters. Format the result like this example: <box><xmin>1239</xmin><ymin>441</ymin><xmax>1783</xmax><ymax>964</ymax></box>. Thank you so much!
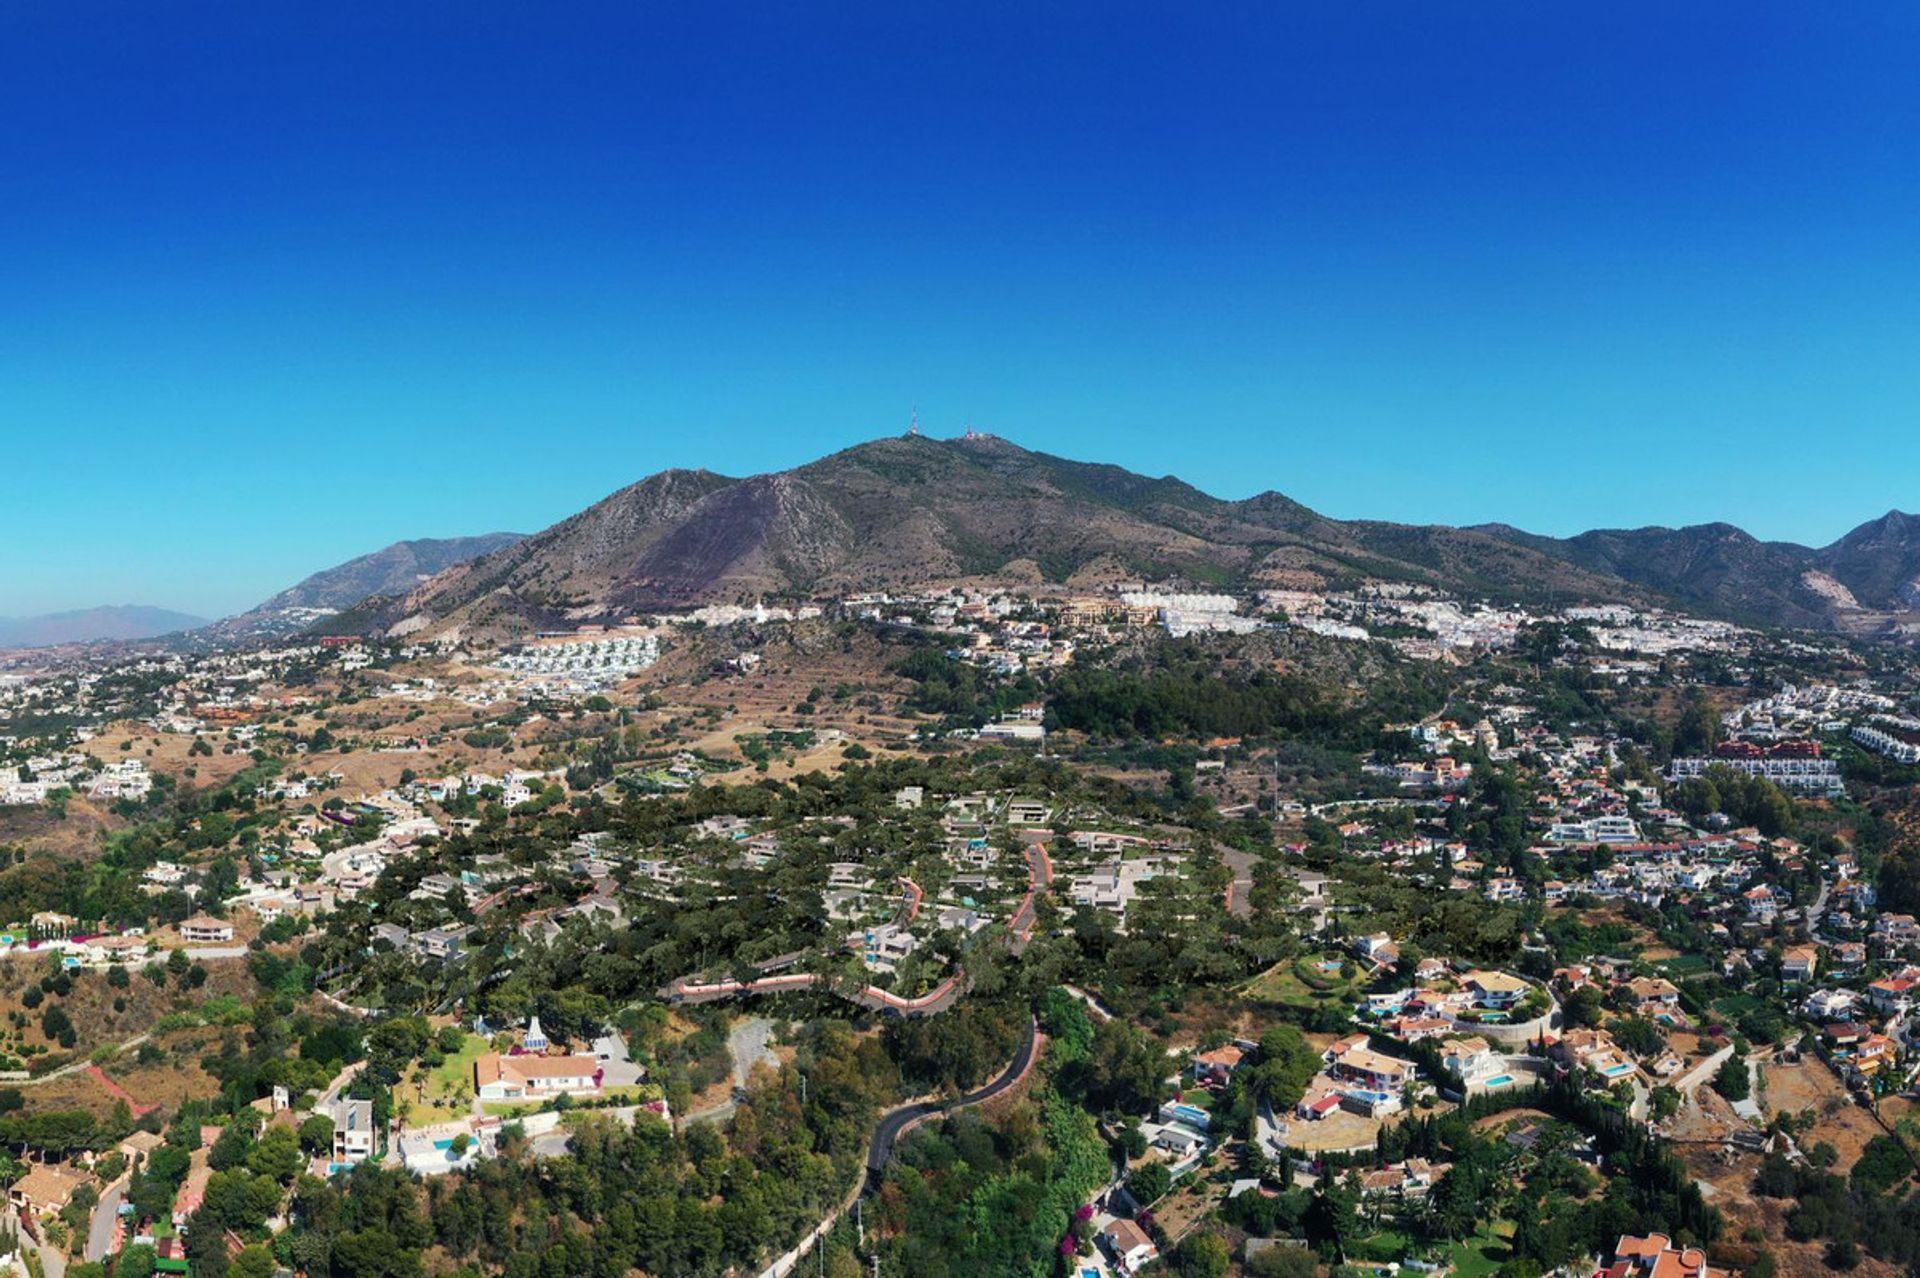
<box><xmin>681</xmin><ymin>1098</ymin><xmax>736</xmax><ymax>1130</ymax></box>
<box><xmin>1807</xmin><ymin>876</ymin><xmax>1832</xmax><ymax>934</ymax></box>
<box><xmin>1008</xmin><ymin>838</ymin><xmax>1052</xmax><ymax>949</ymax></box>
<box><xmin>865</xmin><ymin>1016</ymin><xmax>1039</xmax><ymax>1182</ymax></box>
<box><xmin>1674</xmin><ymin>1043</ymin><xmax>1738</xmax><ymax>1095</ymax></box>
<box><xmin>1220</xmin><ymin>848</ymin><xmax>1257</xmax><ymax>919</ymax></box>
<box><xmin>86</xmin><ymin>1180</ymin><xmax>125</xmax><ymax>1261</ymax></box>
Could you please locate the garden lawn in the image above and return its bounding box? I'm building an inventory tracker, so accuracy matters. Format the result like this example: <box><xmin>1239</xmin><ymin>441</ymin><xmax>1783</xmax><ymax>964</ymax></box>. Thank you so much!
<box><xmin>397</xmin><ymin>1032</ymin><xmax>491</xmax><ymax>1125</ymax></box>
<box><xmin>1243</xmin><ymin>954</ymin><xmax>1362</xmax><ymax>1009</ymax></box>
<box><xmin>1442</xmin><ymin>1220</ymin><xmax>1515</xmax><ymax>1278</ymax></box>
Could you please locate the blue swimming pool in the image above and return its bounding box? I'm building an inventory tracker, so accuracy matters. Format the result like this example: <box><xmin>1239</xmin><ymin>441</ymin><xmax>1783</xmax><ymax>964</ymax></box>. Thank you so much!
<box><xmin>1485</xmin><ymin>1074</ymin><xmax>1515</xmax><ymax>1087</ymax></box>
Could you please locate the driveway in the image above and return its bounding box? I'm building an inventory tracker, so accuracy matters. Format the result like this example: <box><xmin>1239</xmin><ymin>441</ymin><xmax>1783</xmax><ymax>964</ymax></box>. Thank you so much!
<box><xmin>592</xmin><ymin>1028</ymin><xmax>646</xmax><ymax>1088</ymax></box>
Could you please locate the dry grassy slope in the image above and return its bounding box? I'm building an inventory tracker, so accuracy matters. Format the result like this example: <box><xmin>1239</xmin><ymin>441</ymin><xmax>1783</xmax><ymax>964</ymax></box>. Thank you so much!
<box><xmin>0</xmin><ymin>954</ymin><xmax>257</xmax><ymax>1062</ymax></box>
<box><xmin>0</xmin><ymin>796</ymin><xmax>120</xmax><ymax>861</ymax></box>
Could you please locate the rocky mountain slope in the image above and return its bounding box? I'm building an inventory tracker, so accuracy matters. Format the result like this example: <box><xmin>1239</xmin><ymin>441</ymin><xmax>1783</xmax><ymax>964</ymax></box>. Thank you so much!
<box><xmin>1478</xmin><ymin>512</ymin><xmax>1920</xmax><ymax>632</ymax></box>
<box><xmin>385</xmin><ymin>436</ymin><xmax>1646</xmax><ymax>636</ymax></box>
<box><xmin>297</xmin><ymin>435</ymin><xmax>1918</xmax><ymax>641</ymax></box>
<box><xmin>207</xmin><ymin>533</ymin><xmax>524</xmax><ymax>640</ymax></box>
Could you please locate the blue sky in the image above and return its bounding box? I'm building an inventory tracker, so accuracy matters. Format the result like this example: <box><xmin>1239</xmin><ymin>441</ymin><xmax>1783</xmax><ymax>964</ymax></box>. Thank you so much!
<box><xmin>4</xmin><ymin>4</ymin><xmax>1919</xmax><ymax>617</ymax></box>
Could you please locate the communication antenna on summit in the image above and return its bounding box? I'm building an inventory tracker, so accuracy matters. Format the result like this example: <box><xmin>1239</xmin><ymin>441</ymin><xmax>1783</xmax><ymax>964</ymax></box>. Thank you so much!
<box><xmin>907</xmin><ymin>407</ymin><xmax>920</xmax><ymax>437</ymax></box>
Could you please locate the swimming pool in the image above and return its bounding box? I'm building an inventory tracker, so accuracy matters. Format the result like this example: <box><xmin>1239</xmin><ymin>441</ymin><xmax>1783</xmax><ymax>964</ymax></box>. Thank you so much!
<box><xmin>1484</xmin><ymin>1074</ymin><xmax>1515</xmax><ymax>1088</ymax></box>
<box><xmin>1602</xmin><ymin>1062</ymin><xmax>1634</xmax><ymax>1077</ymax></box>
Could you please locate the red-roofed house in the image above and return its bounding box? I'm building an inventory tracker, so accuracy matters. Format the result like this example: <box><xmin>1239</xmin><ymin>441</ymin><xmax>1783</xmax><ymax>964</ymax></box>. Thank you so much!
<box><xmin>1191</xmin><ymin>1044</ymin><xmax>1245</xmax><ymax>1085</ymax></box>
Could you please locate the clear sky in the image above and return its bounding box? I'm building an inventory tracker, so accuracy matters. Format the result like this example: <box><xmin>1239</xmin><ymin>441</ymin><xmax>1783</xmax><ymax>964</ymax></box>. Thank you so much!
<box><xmin>4</xmin><ymin>4</ymin><xmax>1919</xmax><ymax>617</ymax></box>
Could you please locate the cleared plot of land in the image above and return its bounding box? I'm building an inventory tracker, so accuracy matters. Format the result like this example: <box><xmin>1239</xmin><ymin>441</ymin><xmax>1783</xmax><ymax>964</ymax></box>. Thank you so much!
<box><xmin>1759</xmin><ymin>1058</ymin><xmax>1895</xmax><ymax>1175</ymax></box>
<box><xmin>23</xmin><ymin>1028</ymin><xmax>226</xmax><ymax>1119</ymax></box>
<box><xmin>1676</xmin><ymin>1131</ymin><xmax>1902</xmax><ymax>1278</ymax></box>
<box><xmin>1284</xmin><ymin>1106</ymin><xmax>1381</xmax><ymax>1153</ymax></box>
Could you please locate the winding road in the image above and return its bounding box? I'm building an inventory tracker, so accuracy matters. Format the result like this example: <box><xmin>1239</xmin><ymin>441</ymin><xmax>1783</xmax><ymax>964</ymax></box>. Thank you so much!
<box><xmin>755</xmin><ymin>1016</ymin><xmax>1042</xmax><ymax>1278</ymax></box>
<box><xmin>864</xmin><ymin>1015</ymin><xmax>1040</xmax><ymax>1183</ymax></box>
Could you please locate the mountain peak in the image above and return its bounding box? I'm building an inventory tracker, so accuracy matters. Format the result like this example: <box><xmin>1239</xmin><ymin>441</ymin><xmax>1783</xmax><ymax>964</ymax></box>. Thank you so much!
<box><xmin>381</xmin><ymin>439</ymin><xmax>1652</xmax><ymax>636</ymax></box>
<box><xmin>271</xmin><ymin>441</ymin><xmax>1920</xmax><ymax>642</ymax></box>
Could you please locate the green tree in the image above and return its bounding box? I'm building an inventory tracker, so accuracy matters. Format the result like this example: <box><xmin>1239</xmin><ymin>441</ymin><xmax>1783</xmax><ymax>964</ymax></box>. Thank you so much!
<box><xmin>1246</xmin><ymin>1247</ymin><xmax>1318</xmax><ymax>1278</ymax></box>
<box><xmin>1673</xmin><ymin>691</ymin><xmax>1721</xmax><ymax>757</ymax></box>
<box><xmin>114</xmin><ymin>1244</ymin><xmax>158</xmax><ymax>1278</ymax></box>
<box><xmin>1712</xmin><ymin>1053</ymin><xmax>1751</xmax><ymax>1103</ymax></box>
<box><xmin>246</xmin><ymin>1124</ymin><xmax>303</xmax><ymax>1183</ymax></box>
<box><xmin>1175</xmin><ymin>1231</ymin><xmax>1232</xmax><ymax>1278</ymax></box>
<box><xmin>230</xmin><ymin>1245</ymin><xmax>278</xmax><ymax>1278</ymax></box>
<box><xmin>300</xmin><ymin>1113</ymin><xmax>337</xmax><ymax>1156</ymax></box>
<box><xmin>1127</xmin><ymin>1161</ymin><xmax>1172</xmax><ymax>1205</ymax></box>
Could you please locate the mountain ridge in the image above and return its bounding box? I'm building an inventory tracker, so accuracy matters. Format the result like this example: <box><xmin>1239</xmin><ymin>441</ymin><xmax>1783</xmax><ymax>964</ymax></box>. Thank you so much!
<box><xmin>278</xmin><ymin>435</ymin><xmax>1919</xmax><ymax>641</ymax></box>
<box><xmin>203</xmin><ymin>533</ymin><xmax>527</xmax><ymax>641</ymax></box>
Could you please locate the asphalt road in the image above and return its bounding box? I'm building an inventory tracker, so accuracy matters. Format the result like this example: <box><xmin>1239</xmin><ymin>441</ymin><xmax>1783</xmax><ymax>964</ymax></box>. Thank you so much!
<box><xmin>86</xmin><ymin>1180</ymin><xmax>125</xmax><ymax>1261</ymax></box>
<box><xmin>864</xmin><ymin>1015</ymin><xmax>1039</xmax><ymax>1182</ymax></box>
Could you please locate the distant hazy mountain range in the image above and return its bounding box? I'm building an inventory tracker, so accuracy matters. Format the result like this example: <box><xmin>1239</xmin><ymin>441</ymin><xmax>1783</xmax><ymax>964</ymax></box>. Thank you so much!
<box><xmin>319</xmin><ymin>435</ymin><xmax>1920</xmax><ymax>640</ymax></box>
<box><xmin>3</xmin><ymin>536</ymin><xmax>527</xmax><ymax>650</ymax></box>
<box><xmin>0</xmin><ymin>605</ymin><xmax>208</xmax><ymax>648</ymax></box>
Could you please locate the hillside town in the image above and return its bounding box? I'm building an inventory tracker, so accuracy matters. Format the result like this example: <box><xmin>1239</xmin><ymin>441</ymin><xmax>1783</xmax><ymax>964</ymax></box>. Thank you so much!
<box><xmin>0</xmin><ymin>565</ymin><xmax>1917</xmax><ymax>1278</ymax></box>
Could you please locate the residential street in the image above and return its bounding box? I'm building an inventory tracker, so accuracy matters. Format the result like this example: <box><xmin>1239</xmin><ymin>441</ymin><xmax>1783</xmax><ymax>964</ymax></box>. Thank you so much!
<box><xmin>86</xmin><ymin>1179</ymin><xmax>126</xmax><ymax>1263</ymax></box>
